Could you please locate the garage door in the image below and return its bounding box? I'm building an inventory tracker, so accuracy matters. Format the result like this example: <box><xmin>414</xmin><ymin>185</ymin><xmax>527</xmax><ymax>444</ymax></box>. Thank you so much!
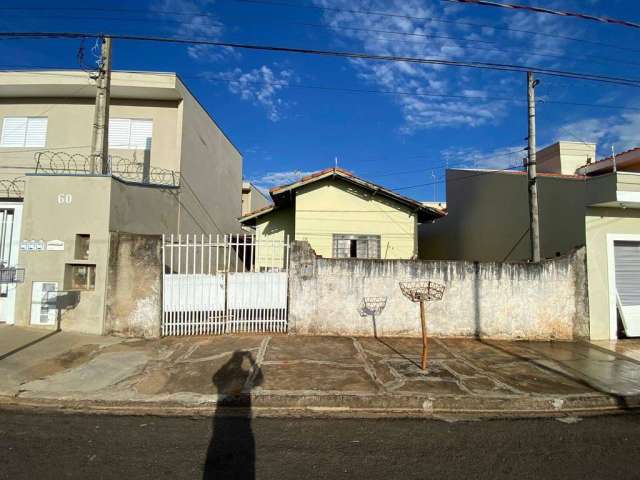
<box><xmin>614</xmin><ymin>241</ymin><xmax>640</xmax><ymax>337</ymax></box>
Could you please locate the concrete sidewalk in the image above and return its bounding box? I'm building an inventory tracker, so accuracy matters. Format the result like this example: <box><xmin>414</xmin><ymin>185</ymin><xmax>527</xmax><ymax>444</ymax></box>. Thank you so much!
<box><xmin>1</xmin><ymin>325</ymin><xmax>639</xmax><ymax>418</ymax></box>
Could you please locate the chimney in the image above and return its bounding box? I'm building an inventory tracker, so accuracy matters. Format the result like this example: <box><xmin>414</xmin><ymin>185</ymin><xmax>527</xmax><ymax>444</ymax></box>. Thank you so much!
<box><xmin>536</xmin><ymin>141</ymin><xmax>596</xmax><ymax>175</ymax></box>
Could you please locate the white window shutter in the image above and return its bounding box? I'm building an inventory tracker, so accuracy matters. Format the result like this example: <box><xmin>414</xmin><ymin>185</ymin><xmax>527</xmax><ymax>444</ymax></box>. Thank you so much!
<box><xmin>1</xmin><ymin>117</ymin><xmax>27</xmax><ymax>147</ymax></box>
<box><xmin>24</xmin><ymin>117</ymin><xmax>47</xmax><ymax>147</ymax></box>
<box><xmin>129</xmin><ymin>119</ymin><xmax>153</xmax><ymax>150</ymax></box>
<box><xmin>108</xmin><ymin>118</ymin><xmax>131</xmax><ymax>148</ymax></box>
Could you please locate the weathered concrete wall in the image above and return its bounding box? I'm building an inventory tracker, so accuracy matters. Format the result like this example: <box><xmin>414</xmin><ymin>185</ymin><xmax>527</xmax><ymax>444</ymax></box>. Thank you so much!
<box><xmin>105</xmin><ymin>232</ymin><xmax>162</xmax><ymax>338</ymax></box>
<box><xmin>289</xmin><ymin>241</ymin><xmax>589</xmax><ymax>340</ymax></box>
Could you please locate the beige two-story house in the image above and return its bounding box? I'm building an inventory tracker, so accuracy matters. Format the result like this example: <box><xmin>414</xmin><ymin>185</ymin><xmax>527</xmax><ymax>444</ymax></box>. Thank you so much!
<box><xmin>0</xmin><ymin>70</ymin><xmax>242</xmax><ymax>334</ymax></box>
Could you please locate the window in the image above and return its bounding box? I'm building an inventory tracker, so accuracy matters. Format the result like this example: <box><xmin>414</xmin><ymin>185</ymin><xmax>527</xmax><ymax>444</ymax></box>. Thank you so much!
<box><xmin>332</xmin><ymin>234</ymin><xmax>381</xmax><ymax>259</ymax></box>
<box><xmin>64</xmin><ymin>264</ymin><xmax>96</xmax><ymax>291</ymax></box>
<box><xmin>75</xmin><ymin>234</ymin><xmax>90</xmax><ymax>260</ymax></box>
<box><xmin>108</xmin><ymin>118</ymin><xmax>153</xmax><ymax>150</ymax></box>
<box><xmin>0</xmin><ymin>117</ymin><xmax>48</xmax><ymax>147</ymax></box>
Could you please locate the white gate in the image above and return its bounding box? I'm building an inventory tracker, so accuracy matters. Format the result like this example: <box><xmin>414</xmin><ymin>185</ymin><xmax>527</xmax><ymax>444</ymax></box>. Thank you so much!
<box><xmin>161</xmin><ymin>234</ymin><xmax>290</xmax><ymax>336</ymax></box>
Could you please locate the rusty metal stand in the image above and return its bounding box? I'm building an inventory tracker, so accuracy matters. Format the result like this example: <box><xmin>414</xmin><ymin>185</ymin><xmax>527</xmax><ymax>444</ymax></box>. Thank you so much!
<box><xmin>419</xmin><ymin>300</ymin><xmax>428</xmax><ymax>370</ymax></box>
<box><xmin>400</xmin><ymin>281</ymin><xmax>445</xmax><ymax>371</ymax></box>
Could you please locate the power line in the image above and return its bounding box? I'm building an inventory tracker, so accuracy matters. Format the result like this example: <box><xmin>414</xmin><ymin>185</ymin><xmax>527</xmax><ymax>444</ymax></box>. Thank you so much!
<box><xmin>2</xmin><ymin>11</ymin><xmax>639</xmax><ymax>70</ymax></box>
<box><xmin>235</xmin><ymin>0</ymin><xmax>640</xmax><ymax>55</ymax></box>
<box><xmin>392</xmin><ymin>163</ymin><xmax>526</xmax><ymax>191</ymax></box>
<box><xmin>440</xmin><ymin>0</ymin><xmax>640</xmax><ymax>30</ymax></box>
<box><xmin>357</xmin><ymin>147</ymin><xmax>527</xmax><ymax>179</ymax></box>
<box><xmin>3</xmin><ymin>66</ymin><xmax>639</xmax><ymax>116</ymax></box>
<box><xmin>3</xmin><ymin>32</ymin><xmax>640</xmax><ymax>88</ymax></box>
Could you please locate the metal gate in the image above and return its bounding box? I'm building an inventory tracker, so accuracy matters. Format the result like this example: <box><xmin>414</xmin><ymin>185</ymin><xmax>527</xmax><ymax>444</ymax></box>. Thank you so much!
<box><xmin>161</xmin><ymin>234</ymin><xmax>290</xmax><ymax>336</ymax></box>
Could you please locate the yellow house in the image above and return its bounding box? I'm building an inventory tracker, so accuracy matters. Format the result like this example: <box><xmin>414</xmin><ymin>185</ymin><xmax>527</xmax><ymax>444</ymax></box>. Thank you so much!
<box><xmin>240</xmin><ymin>167</ymin><xmax>444</xmax><ymax>269</ymax></box>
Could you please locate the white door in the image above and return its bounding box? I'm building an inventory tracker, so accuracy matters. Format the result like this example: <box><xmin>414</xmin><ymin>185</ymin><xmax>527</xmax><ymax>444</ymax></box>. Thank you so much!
<box><xmin>30</xmin><ymin>282</ymin><xmax>58</xmax><ymax>326</ymax></box>
<box><xmin>0</xmin><ymin>205</ymin><xmax>21</xmax><ymax>325</ymax></box>
<box><xmin>614</xmin><ymin>241</ymin><xmax>640</xmax><ymax>337</ymax></box>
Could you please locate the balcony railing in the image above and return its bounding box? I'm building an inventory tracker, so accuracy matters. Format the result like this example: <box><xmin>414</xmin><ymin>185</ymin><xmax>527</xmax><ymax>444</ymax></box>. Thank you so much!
<box><xmin>34</xmin><ymin>151</ymin><xmax>180</xmax><ymax>187</ymax></box>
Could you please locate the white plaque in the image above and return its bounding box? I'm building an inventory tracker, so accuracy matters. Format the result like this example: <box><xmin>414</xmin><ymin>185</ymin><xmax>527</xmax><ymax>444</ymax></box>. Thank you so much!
<box><xmin>46</xmin><ymin>240</ymin><xmax>65</xmax><ymax>251</ymax></box>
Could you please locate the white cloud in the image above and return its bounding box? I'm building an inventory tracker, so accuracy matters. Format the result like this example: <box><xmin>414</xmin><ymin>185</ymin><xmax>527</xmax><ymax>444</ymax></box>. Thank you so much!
<box><xmin>206</xmin><ymin>66</ymin><xmax>295</xmax><ymax>121</ymax></box>
<box><xmin>156</xmin><ymin>0</ymin><xmax>229</xmax><ymax>61</ymax></box>
<box><xmin>311</xmin><ymin>0</ymin><xmax>520</xmax><ymax>132</ymax></box>
<box><xmin>251</xmin><ymin>170</ymin><xmax>314</xmax><ymax>192</ymax></box>
<box><xmin>440</xmin><ymin>145</ymin><xmax>526</xmax><ymax>170</ymax></box>
<box><xmin>556</xmin><ymin>113</ymin><xmax>640</xmax><ymax>156</ymax></box>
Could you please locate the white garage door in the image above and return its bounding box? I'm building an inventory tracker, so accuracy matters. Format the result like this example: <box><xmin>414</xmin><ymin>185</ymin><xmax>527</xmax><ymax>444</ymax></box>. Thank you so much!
<box><xmin>614</xmin><ymin>241</ymin><xmax>640</xmax><ymax>337</ymax></box>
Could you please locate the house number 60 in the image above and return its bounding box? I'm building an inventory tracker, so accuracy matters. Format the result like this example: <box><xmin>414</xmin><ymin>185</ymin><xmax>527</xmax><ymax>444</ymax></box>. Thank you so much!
<box><xmin>57</xmin><ymin>194</ymin><xmax>73</xmax><ymax>204</ymax></box>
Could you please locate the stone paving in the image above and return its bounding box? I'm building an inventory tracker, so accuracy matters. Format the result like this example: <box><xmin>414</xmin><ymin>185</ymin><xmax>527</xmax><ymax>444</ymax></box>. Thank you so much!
<box><xmin>1</xmin><ymin>325</ymin><xmax>639</xmax><ymax>417</ymax></box>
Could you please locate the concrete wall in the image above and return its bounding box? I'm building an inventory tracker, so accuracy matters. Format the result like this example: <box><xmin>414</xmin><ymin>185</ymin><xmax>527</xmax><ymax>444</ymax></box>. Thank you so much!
<box><xmin>109</xmin><ymin>179</ymin><xmax>179</xmax><ymax>234</ymax></box>
<box><xmin>585</xmin><ymin>207</ymin><xmax>640</xmax><ymax>340</ymax></box>
<box><xmin>15</xmin><ymin>175</ymin><xmax>181</xmax><ymax>335</ymax></box>
<box><xmin>15</xmin><ymin>175</ymin><xmax>112</xmax><ymax>334</ymax></box>
<box><xmin>295</xmin><ymin>178</ymin><xmax>417</xmax><ymax>259</ymax></box>
<box><xmin>177</xmin><ymin>82</ymin><xmax>243</xmax><ymax>235</ymax></box>
<box><xmin>289</xmin><ymin>241</ymin><xmax>589</xmax><ymax>340</ymax></box>
<box><xmin>420</xmin><ymin>169</ymin><xmax>587</xmax><ymax>262</ymax></box>
<box><xmin>105</xmin><ymin>232</ymin><xmax>162</xmax><ymax>338</ymax></box>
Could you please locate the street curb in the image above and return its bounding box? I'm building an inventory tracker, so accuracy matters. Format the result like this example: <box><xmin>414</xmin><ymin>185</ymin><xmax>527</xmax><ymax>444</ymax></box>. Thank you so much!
<box><xmin>1</xmin><ymin>392</ymin><xmax>639</xmax><ymax>419</ymax></box>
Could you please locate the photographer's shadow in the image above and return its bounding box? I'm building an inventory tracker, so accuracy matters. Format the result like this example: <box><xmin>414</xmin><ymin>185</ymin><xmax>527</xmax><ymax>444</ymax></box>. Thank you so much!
<box><xmin>203</xmin><ymin>350</ymin><xmax>263</xmax><ymax>479</ymax></box>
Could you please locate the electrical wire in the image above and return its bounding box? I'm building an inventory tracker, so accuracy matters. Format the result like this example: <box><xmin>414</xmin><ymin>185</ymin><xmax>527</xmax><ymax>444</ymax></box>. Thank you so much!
<box><xmin>1</xmin><ymin>11</ymin><xmax>639</xmax><ymax>70</ymax></box>
<box><xmin>440</xmin><ymin>0</ymin><xmax>640</xmax><ymax>30</ymax></box>
<box><xmin>2</xmin><ymin>32</ymin><xmax>640</xmax><ymax>88</ymax></box>
<box><xmin>2</xmin><ymin>66</ymin><xmax>640</xmax><ymax>113</ymax></box>
<box><xmin>235</xmin><ymin>0</ymin><xmax>640</xmax><ymax>54</ymax></box>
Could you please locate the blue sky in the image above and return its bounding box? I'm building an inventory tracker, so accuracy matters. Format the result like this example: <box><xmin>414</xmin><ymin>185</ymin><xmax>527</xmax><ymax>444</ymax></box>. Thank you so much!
<box><xmin>0</xmin><ymin>0</ymin><xmax>639</xmax><ymax>201</ymax></box>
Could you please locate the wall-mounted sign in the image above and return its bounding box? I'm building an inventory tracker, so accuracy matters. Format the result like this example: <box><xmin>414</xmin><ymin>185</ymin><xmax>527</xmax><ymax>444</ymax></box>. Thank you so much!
<box><xmin>20</xmin><ymin>240</ymin><xmax>45</xmax><ymax>251</ymax></box>
<box><xmin>46</xmin><ymin>240</ymin><xmax>65</xmax><ymax>251</ymax></box>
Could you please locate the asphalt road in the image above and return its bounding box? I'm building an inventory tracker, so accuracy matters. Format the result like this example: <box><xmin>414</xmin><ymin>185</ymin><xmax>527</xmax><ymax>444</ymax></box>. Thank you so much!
<box><xmin>1</xmin><ymin>411</ymin><xmax>640</xmax><ymax>479</ymax></box>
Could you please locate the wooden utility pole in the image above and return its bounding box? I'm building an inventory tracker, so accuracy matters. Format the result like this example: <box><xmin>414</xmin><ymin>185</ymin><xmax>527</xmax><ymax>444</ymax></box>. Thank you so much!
<box><xmin>90</xmin><ymin>36</ymin><xmax>112</xmax><ymax>175</ymax></box>
<box><xmin>527</xmin><ymin>71</ymin><xmax>541</xmax><ymax>263</ymax></box>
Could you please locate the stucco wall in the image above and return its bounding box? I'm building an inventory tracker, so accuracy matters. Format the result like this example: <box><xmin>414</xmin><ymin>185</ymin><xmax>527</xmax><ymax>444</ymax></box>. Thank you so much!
<box><xmin>585</xmin><ymin>207</ymin><xmax>640</xmax><ymax>340</ymax></box>
<box><xmin>295</xmin><ymin>178</ymin><xmax>417</xmax><ymax>259</ymax></box>
<box><xmin>15</xmin><ymin>175</ymin><xmax>112</xmax><ymax>334</ymax></box>
<box><xmin>255</xmin><ymin>205</ymin><xmax>294</xmax><ymax>270</ymax></box>
<box><xmin>420</xmin><ymin>169</ymin><xmax>587</xmax><ymax>261</ymax></box>
<box><xmin>242</xmin><ymin>183</ymin><xmax>271</xmax><ymax>215</ymax></box>
<box><xmin>105</xmin><ymin>232</ymin><xmax>162</xmax><ymax>338</ymax></box>
<box><xmin>0</xmin><ymin>98</ymin><xmax>181</xmax><ymax>183</ymax></box>
<box><xmin>289</xmin><ymin>241</ymin><xmax>589</xmax><ymax>340</ymax></box>
<box><xmin>177</xmin><ymin>84</ymin><xmax>243</xmax><ymax>235</ymax></box>
<box><xmin>109</xmin><ymin>179</ymin><xmax>179</xmax><ymax>234</ymax></box>
<box><xmin>15</xmin><ymin>175</ymin><xmax>181</xmax><ymax>335</ymax></box>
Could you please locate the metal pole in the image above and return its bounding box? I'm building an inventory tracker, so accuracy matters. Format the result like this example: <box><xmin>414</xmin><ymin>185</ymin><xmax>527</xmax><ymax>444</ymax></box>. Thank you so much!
<box><xmin>527</xmin><ymin>71</ymin><xmax>541</xmax><ymax>263</ymax></box>
<box><xmin>90</xmin><ymin>36</ymin><xmax>112</xmax><ymax>174</ymax></box>
<box><xmin>419</xmin><ymin>300</ymin><xmax>428</xmax><ymax>370</ymax></box>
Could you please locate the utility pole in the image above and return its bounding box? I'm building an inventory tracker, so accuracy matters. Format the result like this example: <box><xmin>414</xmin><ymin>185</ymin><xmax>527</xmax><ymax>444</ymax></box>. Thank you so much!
<box><xmin>526</xmin><ymin>71</ymin><xmax>541</xmax><ymax>263</ymax></box>
<box><xmin>90</xmin><ymin>36</ymin><xmax>112</xmax><ymax>175</ymax></box>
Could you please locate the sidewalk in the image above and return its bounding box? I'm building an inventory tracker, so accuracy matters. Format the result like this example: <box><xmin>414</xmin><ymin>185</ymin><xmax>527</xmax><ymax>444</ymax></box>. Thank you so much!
<box><xmin>1</xmin><ymin>325</ymin><xmax>639</xmax><ymax>418</ymax></box>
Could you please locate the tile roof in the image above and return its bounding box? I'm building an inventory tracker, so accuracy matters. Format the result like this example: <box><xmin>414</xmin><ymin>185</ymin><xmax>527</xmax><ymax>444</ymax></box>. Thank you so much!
<box><xmin>240</xmin><ymin>166</ymin><xmax>444</xmax><ymax>223</ymax></box>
